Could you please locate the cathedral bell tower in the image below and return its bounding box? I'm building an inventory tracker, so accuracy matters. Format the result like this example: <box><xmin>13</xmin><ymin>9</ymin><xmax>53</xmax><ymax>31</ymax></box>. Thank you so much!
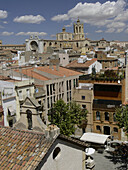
<box><xmin>73</xmin><ymin>18</ymin><xmax>85</xmax><ymax>40</ymax></box>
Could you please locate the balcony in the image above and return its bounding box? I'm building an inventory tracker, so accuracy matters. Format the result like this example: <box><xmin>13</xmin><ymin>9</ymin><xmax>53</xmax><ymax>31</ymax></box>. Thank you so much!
<box><xmin>93</xmin><ymin>99</ymin><xmax>121</xmax><ymax>110</ymax></box>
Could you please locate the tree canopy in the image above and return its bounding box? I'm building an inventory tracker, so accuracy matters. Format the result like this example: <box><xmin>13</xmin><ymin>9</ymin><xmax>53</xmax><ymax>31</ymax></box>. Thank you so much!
<box><xmin>115</xmin><ymin>105</ymin><xmax>128</xmax><ymax>137</ymax></box>
<box><xmin>48</xmin><ymin>99</ymin><xmax>88</xmax><ymax>136</ymax></box>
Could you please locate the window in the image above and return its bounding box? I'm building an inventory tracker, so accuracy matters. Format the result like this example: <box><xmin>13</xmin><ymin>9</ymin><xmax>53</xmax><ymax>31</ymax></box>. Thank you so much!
<box><xmin>53</xmin><ymin>147</ymin><xmax>61</xmax><ymax>159</ymax></box>
<box><xmin>96</xmin><ymin>125</ymin><xmax>101</xmax><ymax>131</ymax></box>
<box><xmin>82</xmin><ymin>96</ymin><xmax>85</xmax><ymax>100</ymax></box>
<box><xmin>76</xmin><ymin>79</ymin><xmax>78</xmax><ymax>87</ymax></box>
<box><xmin>69</xmin><ymin>80</ymin><xmax>71</xmax><ymax>90</ymax></box>
<box><xmin>113</xmin><ymin>113</ymin><xmax>116</xmax><ymax>122</ymax></box>
<box><xmin>67</xmin><ymin>92</ymin><xmax>69</xmax><ymax>102</ymax></box>
<box><xmin>26</xmin><ymin>89</ymin><xmax>30</xmax><ymax>97</ymax></box>
<box><xmin>26</xmin><ymin>110</ymin><xmax>32</xmax><ymax>130</ymax></box>
<box><xmin>73</xmin><ymin>79</ymin><xmax>76</xmax><ymax>88</ymax></box>
<box><xmin>47</xmin><ymin>85</ymin><xmax>49</xmax><ymax>96</ymax></box>
<box><xmin>18</xmin><ymin>90</ymin><xmax>22</xmax><ymax>100</ymax></box>
<box><xmin>96</xmin><ymin>111</ymin><xmax>100</xmax><ymax>120</ymax></box>
<box><xmin>113</xmin><ymin>127</ymin><xmax>118</xmax><ymax>133</ymax></box>
<box><xmin>47</xmin><ymin>98</ymin><xmax>50</xmax><ymax>108</ymax></box>
<box><xmin>0</xmin><ymin>113</ymin><xmax>2</xmax><ymax>121</ymax></box>
<box><xmin>105</xmin><ymin>112</ymin><xmax>109</xmax><ymax>121</ymax></box>
<box><xmin>50</xmin><ymin>84</ymin><xmax>52</xmax><ymax>95</ymax></box>
<box><xmin>82</xmin><ymin>105</ymin><xmax>86</xmax><ymax>109</ymax></box>
<box><xmin>66</xmin><ymin>81</ymin><xmax>68</xmax><ymax>90</ymax></box>
<box><xmin>38</xmin><ymin>100</ymin><xmax>41</xmax><ymax>105</ymax></box>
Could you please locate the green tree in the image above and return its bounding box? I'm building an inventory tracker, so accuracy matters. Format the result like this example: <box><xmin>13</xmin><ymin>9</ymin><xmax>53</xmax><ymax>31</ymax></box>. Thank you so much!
<box><xmin>115</xmin><ymin>105</ymin><xmax>128</xmax><ymax>137</ymax></box>
<box><xmin>69</xmin><ymin>101</ymin><xmax>88</xmax><ymax>128</ymax></box>
<box><xmin>48</xmin><ymin>99</ymin><xmax>88</xmax><ymax>136</ymax></box>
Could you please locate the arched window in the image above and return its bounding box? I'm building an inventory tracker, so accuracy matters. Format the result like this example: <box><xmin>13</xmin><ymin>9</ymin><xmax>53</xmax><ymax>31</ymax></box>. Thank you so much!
<box><xmin>49</xmin><ymin>42</ymin><xmax>52</xmax><ymax>46</ymax></box>
<box><xmin>96</xmin><ymin>111</ymin><xmax>100</xmax><ymax>120</ymax></box>
<box><xmin>113</xmin><ymin>113</ymin><xmax>116</xmax><ymax>122</ymax></box>
<box><xmin>26</xmin><ymin>109</ymin><xmax>32</xmax><ymax>130</ymax></box>
<box><xmin>53</xmin><ymin>147</ymin><xmax>61</xmax><ymax>159</ymax></box>
<box><xmin>105</xmin><ymin>112</ymin><xmax>109</xmax><ymax>121</ymax></box>
<box><xmin>79</xmin><ymin>26</ymin><xmax>81</xmax><ymax>33</ymax></box>
<box><xmin>113</xmin><ymin>127</ymin><xmax>118</xmax><ymax>133</ymax></box>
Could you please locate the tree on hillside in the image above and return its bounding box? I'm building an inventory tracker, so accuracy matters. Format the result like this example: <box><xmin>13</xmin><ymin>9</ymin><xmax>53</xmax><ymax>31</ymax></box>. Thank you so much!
<box><xmin>48</xmin><ymin>99</ymin><xmax>88</xmax><ymax>136</ymax></box>
<box><xmin>115</xmin><ymin>105</ymin><xmax>128</xmax><ymax>137</ymax></box>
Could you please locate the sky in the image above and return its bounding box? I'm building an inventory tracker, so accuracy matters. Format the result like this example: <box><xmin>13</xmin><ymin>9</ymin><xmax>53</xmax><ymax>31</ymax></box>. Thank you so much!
<box><xmin>0</xmin><ymin>0</ymin><xmax>128</xmax><ymax>44</ymax></box>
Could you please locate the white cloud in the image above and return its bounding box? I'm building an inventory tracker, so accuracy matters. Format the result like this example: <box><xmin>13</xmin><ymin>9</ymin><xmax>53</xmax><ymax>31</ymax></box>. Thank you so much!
<box><xmin>50</xmin><ymin>34</ymin><xmax>56</xmax><ymax>38</ymax></box>
<box><xmin>116</xmin><ymin>28</ymin><xmax>124</xmax><ymax>33</ymax></box>
<box><xmin>107</xmin><ymin>21</ymin><xmax>125</xmax><ymax>28</ymax></box>
<box><xmin>51</xmin><ymin>14</ymin><xmax>69</xmax><ymax>21</ymax></box>
<box><xmin>105</xmin><ymin>28</ymin><xmax>115</xmax><ymax>33</ymax></box>
<box><xmin>16</xmin><ymin>32</ymin><xmax>47</xmax><ymax>36</ymax></box>
<box><xmin>64</xmin><ymin>23</ymin><xmax>72</xmax><ymax>28</ymax></box>
<box><xmin>3</xmin><ymin>21</ymin><xmax>8</xmax><ymax>24</ymax></box>
<box><xmin>125</xmin><ymin>28</ymin><xmax>128</xmax><ymax>33</ymax></box>
<box><xmin>105</xmin><ymin>21</ymin><xmax>126</xmax><ymax>33</ymax></box>
<box><xmin>13</xmin><ymin>15</ymin><xmax>45</xmax><ymax>24</ymax></box>
<box><xmin>51</xmin><ymin>0</ymin><xmax>125</xmax><ymax>27</ymax></box>
<box><xmin>115</xmin><ymin>9</ymin><xmax>128</xmax><ymax>21</ymax></box>
<box><xmin>0</xmin><ymin>10</ymin><xmax>8</xmax><ymax>19</ymax></box>
<box><xmin>95</xmin><ymin>30</ymin><xmax>103</xmax><ymax>33</ymax></box>
<box><xmin>1</xmin><ymin>32</ymin><xmax>14</xmax><ymax>36</ymax></box>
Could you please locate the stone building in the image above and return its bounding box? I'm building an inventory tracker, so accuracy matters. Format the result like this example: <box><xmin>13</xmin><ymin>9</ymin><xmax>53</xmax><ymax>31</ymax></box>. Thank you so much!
<box><xmin>95</xmin><ymin>51</ymin><xmax>118</xmax><ymax>69</ymax></box>
<box><xmin>79</xmin><ymin>76</ymin><xmax>125</xmax><ymax>140</ymax></box>
<box><xmin>66</xmin><ymin>58</ymin><xmax>102</xmax><ymax>75</ymax></box>
<box><xmin>10</xmin><ymin>65</ymin><xmax>82</xmax><ymax>124</ymax></box>
<box><xmin>73</xmin><ymin>18</ymin><xmax>85</xmax><ymax>40</ymax></box>
<box><xmin>73</xmin><ymin>83</ymin><xmax>94</xmax><ymax>134</ymax></box>
<box><xmin>56</xmin><ymin>27</ymin><xmax>73</xmax><ymax>41</ymax></box>
<box><xmin>25</xmin><ymin>19</ymin><xmax>91</xmax><ymax>53</ymax></box>
<box><xmin>0</xmin><ymin>126</ymin><xmax>88</xmax><ymax>170</ymax></box>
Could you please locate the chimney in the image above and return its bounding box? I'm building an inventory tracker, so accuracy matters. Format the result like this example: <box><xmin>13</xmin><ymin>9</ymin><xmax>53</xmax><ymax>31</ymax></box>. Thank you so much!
<box><xmin>45</xmin><ymin>125</ymin><xmax>60</xmax><ymax>139</ymax></box>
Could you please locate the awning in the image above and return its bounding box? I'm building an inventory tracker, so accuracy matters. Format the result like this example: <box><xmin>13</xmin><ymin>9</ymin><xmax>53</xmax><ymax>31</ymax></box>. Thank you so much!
<box><xmin>80</xmin><ymin>132</ymin><xmax>110</xmax><ymax>144</ymax></box>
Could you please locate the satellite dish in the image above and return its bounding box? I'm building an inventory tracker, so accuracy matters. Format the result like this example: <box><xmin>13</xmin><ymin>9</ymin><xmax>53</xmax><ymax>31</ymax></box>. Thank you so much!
<box><xmin>85</xmin><ymin>148</ymin><xmax>95</xmax><ymax>155</ymax></box>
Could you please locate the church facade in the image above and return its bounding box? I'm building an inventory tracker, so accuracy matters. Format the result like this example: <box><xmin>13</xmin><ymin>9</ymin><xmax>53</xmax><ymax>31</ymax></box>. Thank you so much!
<box><xmin>25</xmin><ymin>19</ymin><xmax>91</xmax><ymax>53</ymax></box>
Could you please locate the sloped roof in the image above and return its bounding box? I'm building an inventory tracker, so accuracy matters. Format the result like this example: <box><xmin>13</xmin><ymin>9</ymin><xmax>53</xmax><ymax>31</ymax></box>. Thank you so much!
<box><xmin>0</xmin><ymin>126</ymin><xmax>55</xmax><ymax>169</ymax></box>
<box><xmin>15</xmin><ymin>66</ymin><xmax>81</xmax><ymax>81</ymax></box>
<box><xmin>66</xmin><ymin>58</ymin><xmax>97</xmax><ymax>68</ymax></box>
<box><xmin>22</xmin><ymin>97</ymin><xmax>41</xmax><ymax>108</ymax></box>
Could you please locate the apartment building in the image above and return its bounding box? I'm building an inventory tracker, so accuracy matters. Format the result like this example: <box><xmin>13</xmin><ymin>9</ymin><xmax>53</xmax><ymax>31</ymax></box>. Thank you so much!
<box><xmin>13</xmin><ymin>65</ymin><xmax>82</xmax><ymax>124</ymax></box>
<box><xmin>79</xmin><ymin>76</ymin><xmax>125</xmax><ymax>140</ymax></box>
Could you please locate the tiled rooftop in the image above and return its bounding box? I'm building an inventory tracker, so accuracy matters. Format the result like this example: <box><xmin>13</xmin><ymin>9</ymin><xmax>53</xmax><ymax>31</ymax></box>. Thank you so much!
<box><xmin>15</xmin><ymin>66</ymin><xmax>81</xmax><ymax>81</ymax></box>
<box><xmin>0</xmin><ymin>126</ymin><xmax>55</xmax><ymax>170</ymax></box>
<box><xmin>66</xmin><ymin>58</ymin><xmax>97</xmax><ymax>68</ymax></box>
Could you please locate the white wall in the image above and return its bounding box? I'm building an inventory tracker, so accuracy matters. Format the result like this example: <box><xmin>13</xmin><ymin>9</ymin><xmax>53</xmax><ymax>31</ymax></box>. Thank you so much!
<box><xmin>88</xmin><ymin>61</ymin><xmax>102</xmax><ymax>74</ymax></box>
<box><xmin>59</xmin><ymin>53</ymin><xmax>69</xmax><ymax>67</ymax></box>
<box><xmin>41</xmin><ymin>139</ymin><xmax>85</xmax><ymax>170</ymax></box>
<box><xmin>0</xmin><ymin>80</ymin><xmax>16</xmax><ymax>126</ymax></box>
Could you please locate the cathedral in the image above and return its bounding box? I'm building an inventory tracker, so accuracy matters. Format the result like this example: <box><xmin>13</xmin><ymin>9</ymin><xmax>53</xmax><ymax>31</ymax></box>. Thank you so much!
<box><xmin>25</xmin><ymin>19</ymin><xmax>91</xmax><ymax>53</ymax></box>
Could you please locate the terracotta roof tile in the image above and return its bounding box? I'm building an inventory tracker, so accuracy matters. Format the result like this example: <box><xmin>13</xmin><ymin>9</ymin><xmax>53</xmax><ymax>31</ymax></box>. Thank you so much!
<box><xmin>0</xmin><ymin>126</ymin><xmax>55</xmax><ymax>169</ymax></box>
<box><xmin>66</xmin><ymin>58</ymin><xmax>97</xmax><ymax>68</ymax></box>
<box><xmin>15</xmin><ymin>66</ymin><xmax>81</xmax><ymax>82</ymax></box>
